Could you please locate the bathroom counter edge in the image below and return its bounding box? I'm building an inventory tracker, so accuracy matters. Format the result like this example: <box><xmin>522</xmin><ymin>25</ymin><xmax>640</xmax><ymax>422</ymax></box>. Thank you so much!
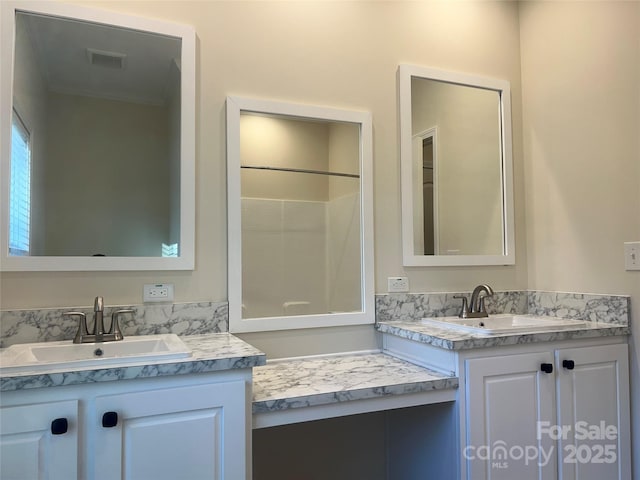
<box><xmin>0</xmin><ymin>333</ymin><xmax>266</xmax><ymax>392</ymax></box>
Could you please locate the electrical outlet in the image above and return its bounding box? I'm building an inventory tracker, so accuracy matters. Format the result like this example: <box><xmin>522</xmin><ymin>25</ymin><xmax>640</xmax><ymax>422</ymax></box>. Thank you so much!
<box><xmin>624</xmin><ymin>242</ymin><xmax>640</xmax><ymax>271</ymax></box>
<box><xmin>388</xmin><ymin>277</ymin><xmax>409</xmax><ymax>293</ymax></box>
<box><xmin>143</xmin><ymin>283</ymin><xmax>174</xmax><ymax>302</ymax></box>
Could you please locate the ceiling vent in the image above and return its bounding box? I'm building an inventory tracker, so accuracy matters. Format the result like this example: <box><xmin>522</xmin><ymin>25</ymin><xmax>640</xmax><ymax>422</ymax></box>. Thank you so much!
<box><xmin>86</xmin><ymin>48</ymin><xmax>127</xmax><ymax>70</ymax></box>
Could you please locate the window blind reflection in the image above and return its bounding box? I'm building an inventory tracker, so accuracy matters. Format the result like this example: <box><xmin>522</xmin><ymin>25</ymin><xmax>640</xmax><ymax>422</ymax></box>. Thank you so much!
<box><xmin>9</xmin><ymin>109</ymin><xmax>31</xmax><ymax>256</ymax></box>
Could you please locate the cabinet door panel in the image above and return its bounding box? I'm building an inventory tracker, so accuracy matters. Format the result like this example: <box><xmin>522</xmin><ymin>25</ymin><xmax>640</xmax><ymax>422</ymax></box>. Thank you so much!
<box><xmin>0</xmin><ymin>400</ymin><xmax>78</xmax><ymax>480</ymax></box>
<box><xmin>123</xmin><ymin>408</ymin><xmax>220</xmax><ymax>479</ymax></box>
<box><xmin>556</xmin><ymin>344</ymin><xmax>631</xmax><ymax>480</ymax></box>
<box><xmin>466</xmin><ymin>352</ymin><xmax>556</xmax><ymax>480</ymax></box>
<box><xmin>94</xmin><ymin>381</ymin><xmax>247</xmax><ymax>480</ymax></box>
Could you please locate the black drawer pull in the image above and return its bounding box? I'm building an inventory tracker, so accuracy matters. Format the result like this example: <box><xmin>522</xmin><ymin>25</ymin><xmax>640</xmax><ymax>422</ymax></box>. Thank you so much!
<box><xmin>540</xmin><ymin>363</ymin><xmax>553</xmax><ymax>374</ymax></box>
<box><xmin>563</xmin><ymin>359</ymin><xmax>575</xmax><ymax>370</ymax></box>
<box><xmin>51</xmin><ymin>418</ymin><xmax>68</xmax><ymax>435</ymax></box>
<box><xmin>102</xmin><ymin>411</ymin><xmax>118</xmax><ymax>428</ymax></box>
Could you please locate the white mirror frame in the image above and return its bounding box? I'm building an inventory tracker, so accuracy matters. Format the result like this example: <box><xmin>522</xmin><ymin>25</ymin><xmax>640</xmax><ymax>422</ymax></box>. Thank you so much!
<box><xmin>0</xmin><ymin>1</ymin><xmax>195</xmax><ymax>271</ymax></box>
<box><xmin>226</xmin><ymin>96</ymin><xmax>374</xmax><ymax>333</ymax></box>
<box><xmin>399</xmin><ymin>64</ymin><xmax>515</xmax><ymax>266</ymax></box>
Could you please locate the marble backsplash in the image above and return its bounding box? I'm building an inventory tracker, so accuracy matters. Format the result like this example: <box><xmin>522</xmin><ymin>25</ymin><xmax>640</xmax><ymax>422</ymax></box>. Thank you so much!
<box><xmin>375</xmin><ymin>290</ymin><xmax>630</xmax><ymax>326</ymax></box>
<box><xmin>0</xmin><ymin>301</ymin><xmax>228</xmax><ymax>348</ymax></box>
<box><xmin>1</xmin><ymin>290</ymin><xmax>630</xmax><ymax>347</ymax></box>
<box><xmin>375</xmin><ymin>290</ymin><xmax>527</xmax><ymax>322</ymax></box>
<box><xmin>526</xmin><ymin>291</ymin><xmax>630</xmax><ymax>324</ymax></box>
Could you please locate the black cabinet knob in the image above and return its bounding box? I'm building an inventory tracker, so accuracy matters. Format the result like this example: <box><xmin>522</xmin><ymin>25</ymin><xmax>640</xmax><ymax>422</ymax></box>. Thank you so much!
<box><xmin>102</xmin><ymin>411</ymin><xmax>118</xmax><ymax>428</ymax></box>
<box><xmin>51</xmin><ymin>418</ymin><xmax>68</xmax><ymax>435</ymax></box>
<box><xmin>540</xmin><ymin>363</ymin><xmax>553</xmax><ymax>374</ymax></box>
<box><xmin>563</xmin><ymin>359</ymin><xmax>575</xmax><ymax>370</ymax></box>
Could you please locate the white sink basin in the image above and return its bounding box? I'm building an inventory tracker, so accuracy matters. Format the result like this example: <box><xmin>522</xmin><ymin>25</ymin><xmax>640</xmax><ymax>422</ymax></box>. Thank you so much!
<box><xmin>0</xmin><ymin>334</ymin><xmax>192</xmax><ymax>374</ymax></box>
<box><xmin>421</xmin><ymin>314</ymin><xmax>586</xmax><ymax>335</ymax></box>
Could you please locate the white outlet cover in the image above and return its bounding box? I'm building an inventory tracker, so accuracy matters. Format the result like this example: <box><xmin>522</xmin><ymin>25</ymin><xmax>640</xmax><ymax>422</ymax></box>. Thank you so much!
<box><xmin>388</xmin><ymin>277</ymin><xmax>409</xmax><ymax>293</ymax></box>
<box><xmin>143</xmin><ymin>283</ymin><xmax>175</xmax><ymax>302</ymax></box>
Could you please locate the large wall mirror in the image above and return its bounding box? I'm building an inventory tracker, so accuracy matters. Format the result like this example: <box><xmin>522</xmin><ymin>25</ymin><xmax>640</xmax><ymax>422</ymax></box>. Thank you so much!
<box><xmin>0</xmin><ymin>1</ymin><xmax>195</xmax><ymax>270</ymax></box>
<box><xmin>399</xmin><ymin>64</ymin><xmax>515</xmax><ymax>266</ymax></box>
<box><xmin>226</xmin><ymin>96</ymin><xmax>374</xmax><ymax>333</ymax></box>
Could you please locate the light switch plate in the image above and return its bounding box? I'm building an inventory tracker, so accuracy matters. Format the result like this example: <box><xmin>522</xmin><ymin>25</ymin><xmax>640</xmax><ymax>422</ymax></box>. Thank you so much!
<box><xmin>388</xmin><ymin>277</ymin><xmax>409</xmax><ymax>293</ymax></box>
<box><xmin>624</xmin><ymin>242</ymin><xmax>640</xmax><ymax>271</ymax></box>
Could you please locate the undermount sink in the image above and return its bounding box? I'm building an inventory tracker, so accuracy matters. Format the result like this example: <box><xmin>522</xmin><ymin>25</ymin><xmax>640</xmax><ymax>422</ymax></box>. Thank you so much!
<box><xmin>421</xmin><ymin>314</ymin><xmax>587</xmax><ymax>335</ymax></box>
<box><xmin>0</xmin><ymin>334</ymin><xmax>192</xmax><ymax>374</ymax></box>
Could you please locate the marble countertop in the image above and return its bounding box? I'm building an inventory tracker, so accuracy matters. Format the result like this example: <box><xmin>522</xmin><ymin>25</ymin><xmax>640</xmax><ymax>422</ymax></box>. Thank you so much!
<box><xmin>0</xmin><ymin>333</ymin><xmax>266</xmax><ymax>392</ymax></box>
<box><xmin>377</xmin><ymin>319</ymin><xmax>630</xmax><ymax>351</ymax></box>
<box><xmin>252</xmin><ymin>352</ymin><xmax>458</xmax><ymax>414</ymax></box>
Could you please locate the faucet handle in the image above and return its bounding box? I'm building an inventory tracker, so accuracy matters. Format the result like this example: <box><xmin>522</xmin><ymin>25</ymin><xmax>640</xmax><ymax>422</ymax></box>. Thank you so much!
<box><xmin>453</xmin><ymin>295</ymin><xmax>469</xmax><ymax>318</ymax></box>
<box><xmin>109</xmin><ymin>309</ymin><xmax>134</xmax><ymax>341</ymax></box>
<box><xmin>64</xmin><ymin>311</ymin><xmax>87</xmax><ymax>344</ymax></box>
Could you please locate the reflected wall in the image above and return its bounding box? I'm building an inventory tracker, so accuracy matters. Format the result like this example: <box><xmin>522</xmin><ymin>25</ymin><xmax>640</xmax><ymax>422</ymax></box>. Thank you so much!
<box><xmin>240</xmin><ymin>114</ymin><xmax>361</xmax><ymax>318</ymax></box>
<box><xmin>411</xmin><ymin>77</ymin><xmax>503</xmax><ymax>256</ymax></box>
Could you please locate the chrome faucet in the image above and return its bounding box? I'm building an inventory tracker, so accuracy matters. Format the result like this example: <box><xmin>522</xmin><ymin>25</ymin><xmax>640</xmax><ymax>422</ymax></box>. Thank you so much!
<box><xmin>64</xmin><ymin>296</ymin><xmax>133</xmax><ymax>343</ymax></box>
<box><xmin>454</xmin><ymin>284</ymin><xmax>494</xmax><ymax>318</ymax></box>
<box><xmin>94</xmin><ymin>296</ymin><xmax>105</xmax><ymax>341</ymax></box>
<box><xmin>470</xmin><ymin>284</ymin><xmax>494</xmax><ymax>315</ymax></box>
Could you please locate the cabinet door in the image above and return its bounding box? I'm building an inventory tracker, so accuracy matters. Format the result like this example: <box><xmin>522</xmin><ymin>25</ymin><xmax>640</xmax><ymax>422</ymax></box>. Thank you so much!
<box><xmin>556</xmin><ymin>344</ymin><xmax>631</xmax><ymax>480</ymax></box>
<box><xmin>466</xmin><ymin>352</ymin><xmax>557</xmax><ymax>480</ymax></box>
<box><xmin>0</xmin><ymin>400</ymin><xmax>78</xmax><ymax>480</ymax></box>
<box><xmin>93</xmin><ymin>381</ymin><xmax>247</xmax><ymax>480</ymax></box>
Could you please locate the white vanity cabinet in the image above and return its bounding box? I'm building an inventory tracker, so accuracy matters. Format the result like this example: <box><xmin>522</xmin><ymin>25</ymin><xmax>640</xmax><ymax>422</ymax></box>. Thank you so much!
<box><xmin>464</xmin><ymin>343</ymin><xmax>631</xmax><ymax>480</ymax></box>
<box><xmin>465</xmin><ymin>351</ymin><xmax>556</xmax><ymax>479</ymax></box>
<box><xmin>93</xmin><ymin>381</ymin><xmax>246</xmax><ymax>480</ymax></box>
<box><xmin>383</xmin><ymin>333</ymin><xmax>631</xmax><ymax>480</ymax></box>
<box><xmin>0</xmin><ymin>400</ymin><xmax>79</xmax><ymax>480</ymax></box>
<box><xmin>555</xmin><ymin>344</ymin><xmax>630</xmax><ymax>480</ymax></box>
<box><xmin>0</xmin><ymin>371</ymin><xmax>252</xmax><ymax>480</ymax></box>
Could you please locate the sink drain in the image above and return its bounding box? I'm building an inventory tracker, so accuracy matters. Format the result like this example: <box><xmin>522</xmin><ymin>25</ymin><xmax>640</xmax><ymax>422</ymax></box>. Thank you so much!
<box><xmin>94</xmin><ymin>348</ymin><xmax>104</xmax><ymax>357</ymax></box>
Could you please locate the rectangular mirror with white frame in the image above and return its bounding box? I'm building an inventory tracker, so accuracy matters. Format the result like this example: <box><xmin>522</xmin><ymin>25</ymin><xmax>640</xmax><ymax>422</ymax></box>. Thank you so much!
<box><xmin>399</xmin><ymin>64</ymin><xmax>515</xmax><ymax>266</ymax></box>
<box><xmin>226</xmin><ymin>96</ymin><xmax>374</xmax><ymax>333</ymax></box>
<box><xmin>0</xmin><ymin>1</ymin><xmax>195</xmax><ymax>271</ymax></box>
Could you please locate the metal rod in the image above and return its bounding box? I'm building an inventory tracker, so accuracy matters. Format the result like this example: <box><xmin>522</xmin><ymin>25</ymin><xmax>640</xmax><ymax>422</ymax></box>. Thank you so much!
<box><xmin>241</xmin><ymin>165</ymin><xmax>359</xmax><ymax>179</ymax></box>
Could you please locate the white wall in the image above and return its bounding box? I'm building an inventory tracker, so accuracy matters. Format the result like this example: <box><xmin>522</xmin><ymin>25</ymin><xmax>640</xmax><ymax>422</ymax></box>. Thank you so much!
<box><xmin>0</xmin><ymin>0</ymin><xmax>525</xmax><ymax>313</ymax></box>
<box><xmin>519</xmin><ymin>2</ymin><xmax>640</xmax><ymax>477</ymax></box>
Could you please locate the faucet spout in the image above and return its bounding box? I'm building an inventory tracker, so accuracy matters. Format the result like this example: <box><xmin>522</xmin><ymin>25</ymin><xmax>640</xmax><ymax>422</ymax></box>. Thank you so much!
<box><xmin>93</xmin><ymin>296</ymin><xmax>105</xmax><ymax>338</ymax></box>
<box><xmin>469</xmin><ymin>284</ymin><xmax>494</xmax><ymax>316</ymax></box>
